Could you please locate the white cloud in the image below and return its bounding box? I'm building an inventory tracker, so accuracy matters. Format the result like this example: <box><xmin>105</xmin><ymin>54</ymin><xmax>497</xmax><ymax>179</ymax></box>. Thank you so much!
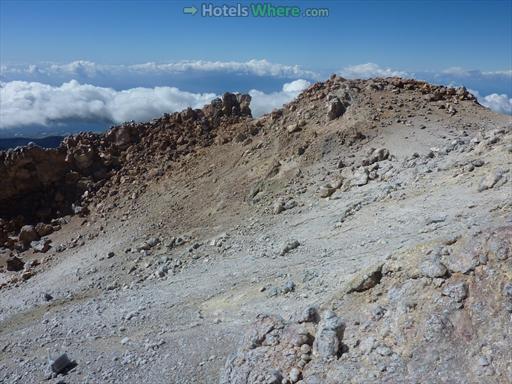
<box><xmin>338</xmin><ymin>63</ymin><xmax>410</xmax><ymax>79</ymax></box>
<box><xmin>282</xmin><ymin>79</ymin><xmax>310</xmax><ymax>93</ymax></box>
<box><xmin>481</xmin><ymin>93</ymin><xmax>512</xmax><ymax>115</ymax></box>
<box><xmin>249</xmin><ymin>79</ymin><xmax>311</xmax><ymax>117</ymax></box>
<box><xmin>0</xmin><ymin>78</ymin><xmax>311</xmax><ymax>129</ymax></box>
<box><xmin>440</xmin><ymin>67</ymin><xmax>512</xmax><ymax>78</ymax></box>
<box><xmin>129</xmin><ymin>59</ymin><xmax>319</xmax><ymax>78</ymax></box>
<box><xmin>2</xmin><ymin>60</ymin><xmax>511</xmax><ymax>132</ymax></box>
<box><xmin>470</xmin><ymin>89</ymin><xmax>512</xmax><ymax>115</ymax></box>
<box><xmin>0</xmin><ymin>59</ymin><xmax>320</xmax><ymax>80</ymax></box>
<box><xmin>0</xmin><ymin>80</ymin><xmax>217</xmax><ymax>129</ymax></box>
<box><xmin>339</xmin><ymin>64</ymin><xmax>511</xmax><ymax>82</ymax></box>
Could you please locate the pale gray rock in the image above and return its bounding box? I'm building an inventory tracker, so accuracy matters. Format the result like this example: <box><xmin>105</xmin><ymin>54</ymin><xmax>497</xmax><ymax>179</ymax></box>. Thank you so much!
<box><xmin>30</xmin><ymin>238</ymin><xmax>51</xmax><ymax>253</ymax></box>
<box><xmin>312</xmin><ymin>310</ymin><xmax>345</xmax><ymax>358</ymax></box>
<box><xmin>353</xmin><ymin>167</ymin><xmax>369</xmax><ymax>186</ymax></box>
<box><xmin>442</xmin><ymin>282</ymin><xmax>468</xmax><ymax>302</ymax></box>
<box><xmin>281</xmin><ymin>240</ymin><xmax>300</xmax><ymax>255</ymax></box>
<box><xmin>318</xmin><ymin>185</ymin><xmax>336</xmax><ymax>198</ymax></box>
<box><xmin>478</xmin><ymin>170</ymin><xmax>503</xmax><ymax>192</ymax></box>
<box><xmin>420</xmin><ymin>258</ymin><xmax>448</xmax><ymax>278</ymax></box>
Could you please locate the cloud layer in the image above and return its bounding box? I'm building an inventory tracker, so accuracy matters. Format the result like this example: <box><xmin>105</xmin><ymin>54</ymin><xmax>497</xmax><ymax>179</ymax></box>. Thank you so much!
<box><xmin>0</xmin><ymin>60</ymin><xmax>510</xmax><ymax>135</ymax></box>
<box><xmin>1</xmin><ymin>59</ymin><xmax>320</xmax><ymax>82</ymax></box>
<box><xmin>0</xmin><ymin>80</ymin><xmax>217</xmax><ymax>129</ymax></box>
<box><xmin>338</xmin><ymin>63</ymin><xmax>409</xmax><ymax>79</ymax></box>
<box><xmin>0</xmin><ymin>79</ymin><xmax>311</xmax><ymax>129</ymax></box>
<box><xmin>470</xmin><ymin>90</ymin><xmax>512</xmax><ymax>115</ymax></box>
<box><xmin>249</xmin><ymin>79</ymin><xmax>310</xmax><ymax>117</ymax></box>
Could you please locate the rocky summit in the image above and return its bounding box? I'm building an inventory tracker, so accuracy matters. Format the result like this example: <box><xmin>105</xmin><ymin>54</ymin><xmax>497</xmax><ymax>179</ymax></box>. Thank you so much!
<box><xmin>0</xmin><ymin>76</ymin><xmax>511</xmax><ymax>383</ymax></box>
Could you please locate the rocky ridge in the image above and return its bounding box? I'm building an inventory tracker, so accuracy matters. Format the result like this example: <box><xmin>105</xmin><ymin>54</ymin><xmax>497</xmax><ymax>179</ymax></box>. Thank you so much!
<box><xmin>0</xmin><ymin>92</ymin><xmax>252</xmax><ymax>250</ymax></box>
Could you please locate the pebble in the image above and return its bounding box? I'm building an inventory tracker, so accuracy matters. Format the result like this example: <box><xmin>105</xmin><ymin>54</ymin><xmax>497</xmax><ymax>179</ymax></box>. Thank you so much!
<box><xmin>281</xmin><ymin>240</ymin><xmax>300</xmax><ymax>255</ymax></box>
<box><xmin>442</xmin><ymin>282</ymin><xmax>468</xmax><ymax>302</ymax></box>
<box><xmin>289</xmin><ymin>367</ymin><xmax>301</xmax><ymax>383</ymax></box>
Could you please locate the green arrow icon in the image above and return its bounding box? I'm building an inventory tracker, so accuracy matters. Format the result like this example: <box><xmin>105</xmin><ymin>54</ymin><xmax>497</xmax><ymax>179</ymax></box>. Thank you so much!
<box><xmin>183</xmin><ymin>6</ymin><xmax>198</xmax><ymax>15</ymax></box>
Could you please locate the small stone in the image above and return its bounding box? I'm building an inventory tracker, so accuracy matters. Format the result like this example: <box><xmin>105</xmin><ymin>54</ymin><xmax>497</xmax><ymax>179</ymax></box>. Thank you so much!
<box><xmin>478</xmin><ymin>170</ymin><xmax>503</xmax><ymax>192</ymax></box>
<box><xmin>319</xmin><ymin>185</ymin><xmax>336</xmax><ymax>198</ymax></box>
<box><xmin>107</xmin><ymin>251</ymin><xmax>115</xmax><ymax>258</ymax></box>
<box><xmin>283</xmin><ymin>200</ymin><xmax>297</xmax><ymax>210</ymax></box>
<box><xmin>359</xmin><ymin>336</ymin><xmax>376</xmax><ymax>355</ymax></box>
<box><xmin>442</xmin><ymin>282</ymin><xmax>468</xmax><ymax>302</ymax></box>
<box><xmin>147</xmin><ymin>237</ymin><xmax>160</xmax><ymax>247</ymax></box>
<box><xmin>298</xmin><ymin>306</ymin><xmax>319</xmax><ymax>323</ymax></box>
<box><xmin>365</xmin><ymin>148</ymin><xmax>390</xmax><ymax>165</ymax></box>
<box><xmin>155</xmin><ymin>265</ymin><xmax>168</xmax><ymax>278</ymax></box>
<box><xmin>19</xmin><ymin>225</ymin><xmax>39</xmax><ymax>245</ymax></box>
<box><xmin>347</xmin><ymin>263</ymin><xmax>383</xmax><ymax>293</ymax></box>
<box><xmin>300</xmin><ymin>344</ymin><xmax>312</xmax><ymax>354</ymax></box>
<box><xmin>503</xmin><ymin>282</ymin><xmax>512</xmax><ymax>298</ymax></box>
<box><xmin>425</xmin><ymin>214</ymin><xmax>447</xmax><ymax>225</ymax></box>
<box><xmin>353</xmin><ymin>167</ymin><xmax>369</xmax><ymax>186</ymax></box>
<box><xmin>282</xmin><ymin>280</ymin><xmax>295</xmax><ymax>293</ymax></box>
<box><xmin>287</xmin><ymin>123</ymin><xmax>300</xmax><ymax>133</ymax></box>
<box><xmin>21</xmin><ymin>271</ymin><xmax>34</xmax><ymax>280</ymax></box>
<box><xmin>376</xmin><ymin>345</ymin><xmax>392</xmax><ymax>356</ymax></box>
<box><xmin>138</xmin><ymin>242</ymin><xmax>151</xmax><ymax>251</ymax></box>
<box><xmin>444</xmin><ymin>247</ymin><xmax>479</xmax><ymax>274</ymax></box>
<box><xmin>281</xmin><ymin>240</ymin><xmax>300</xmax><ymax>255</ymax></box>
<box><xmin>420</xmin><ymin>258</ymin><xmax>448</xmax><ymax>278</ymax></box>
<box><xmin>327</xmin><ymin>97</ymin><xmax>346</xmax><ymax>120</ymax></box>
<box><xmin>371</xmin><ymin>305</ymin><xmax>386</xmax><ymax>321</ymax></box>
<box><xmin>35</xmin><ymin>223</ymin><xmax>54</xmax><ymax>237</ymax></box>
<box><xmin>289</xmin><ymin>367</ymin><xmax>301</xmax><ymax>383</ymax></box>
<box><xmin>273</xmin><ymin>200</ymin><xmax>285</xmax><ymax>214</ymax></box>
<box><xmin>50</xmin><ymin>353</ymin><xmax>75</xmax><ymax>374</ymax></box>
<box><xmin>268</xmin><ymin>287</ymin><xmax>279</xmax><ymax>297</ymax></box>
<box><xmin>478</xmin><ymin>356</ymin><xmax>490</xmax><ymax>366</ymax></box>
<box><xmin>72</xmin><ymin>204</ymin><xmax>86</xmax><ymax>215</ymax></box>
<box><xmin>31</xmin><ymin>239</ymin><xmax>51</xmax><ymax>253</ymax></box>
<box><xmin>6</xmin><ymin>256</ymin><xmax>24</xmax><ymax>272</ymax></box>
<box><xmin>313</xmin><ymin>310</ymin><xmax>345</xmax><ymax>358</ymax></box>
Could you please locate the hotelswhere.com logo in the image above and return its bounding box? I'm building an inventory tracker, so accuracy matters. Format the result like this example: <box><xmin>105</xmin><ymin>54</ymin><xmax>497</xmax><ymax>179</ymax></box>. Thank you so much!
<box><xmin>183</xmin><ymin>3</ymin><xmax>329</xmax><ymax>17</ymax></box>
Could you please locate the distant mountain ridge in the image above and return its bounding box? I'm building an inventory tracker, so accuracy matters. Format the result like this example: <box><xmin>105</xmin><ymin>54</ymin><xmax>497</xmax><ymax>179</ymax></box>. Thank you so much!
<box><xmin>0</xmin><ymin>136</ymin><xmax>64</xmax><ymax>150</ymax></box>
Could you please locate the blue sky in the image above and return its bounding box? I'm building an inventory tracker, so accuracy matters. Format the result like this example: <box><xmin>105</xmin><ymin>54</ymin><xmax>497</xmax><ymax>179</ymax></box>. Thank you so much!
<box><xmin>1</xmin><ymin>0</ymin><xmax>511</xmax><ymax>70</ymax></box>
<box><xmin>0</xmin><ymin>0</ymin><xmax>511</xmax><ymax>137</ymax></box>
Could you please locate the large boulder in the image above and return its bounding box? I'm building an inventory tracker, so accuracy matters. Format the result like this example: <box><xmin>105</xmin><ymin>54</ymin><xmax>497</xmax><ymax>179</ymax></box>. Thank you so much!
<box><xmin>237</xmin><ymin>94</ymin><xmax>252</xmax><ymax>116</ymax></box>
<box><xmin>222</xmin><ymin>92</ymin><xmax>239</xmax><ymax>116</ymax></box>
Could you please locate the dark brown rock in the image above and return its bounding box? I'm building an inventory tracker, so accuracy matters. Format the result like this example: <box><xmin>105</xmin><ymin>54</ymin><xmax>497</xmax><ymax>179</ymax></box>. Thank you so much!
<box><xmin>6</xmin><ymin>256</ymin><xmax>24</xmax><ymax>271</ymax></box>
<box><xmin>19</xmin><ymin>225</ymin><xmax>39</xmax><ymax>245</ymax></box>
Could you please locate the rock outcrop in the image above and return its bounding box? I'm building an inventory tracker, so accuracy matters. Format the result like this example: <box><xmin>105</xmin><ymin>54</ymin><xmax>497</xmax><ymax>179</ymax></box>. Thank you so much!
<box><xmin>0</xmin><ymin>93</ymin><xmax>252</xmax><ymax>249</ymax></box>
<box><xmin>221</xmin><ymin>227</ymin><xmax>512</xmax><ymax>383</ymax></box>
